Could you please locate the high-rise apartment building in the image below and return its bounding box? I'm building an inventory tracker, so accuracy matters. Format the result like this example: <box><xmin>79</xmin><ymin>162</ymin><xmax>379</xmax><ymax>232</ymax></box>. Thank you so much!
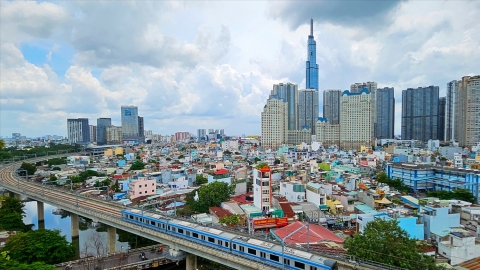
<box><xmin>271</xmin><ymin>83</ymin><xmax>299</xmax><ymax>130</ymax></box>
<box><xmin>323</xmin><ymin>90</ymin><xmax>341</xmax><ymax>124</ymax></box>
<box><xmin>89</xmin><ymin>125</ymin><xmax>97</xmax><ymax>143</ymax></box>
<box><xmin>340</xmin><ymin>90</ymin><xmax>373</xmax><ymax>150</ymax></box>
<box><xmin>67</xmin><ymin>118</ymin><xmax>90</xmax><ymax>144</ymax></box>
<box><xmin>375</xmin><ymin>87</ymin><xmax>395</xmax><ymax>139</ymax></box>
<box><xmin>12</xmin><ymin>133</ymin><xmax>21</xmax><ymax>141</ymax></box>
<box><xmin>351</xmin><ymin>82</ymin><xmax>378</xmax><ymax>135</ymax></box>
<box><xmin>438</xmin><ymin>97</ymin><xmax>446</xmax><ymax>141</ymax></box>
<box><xmin>315</xmin><ymin>118</ymin><xmax>340</xmax><ymax>147</ymax></box>
<box><xmin>401</xmin><ymin>86</ymin><xmax>440</xmax><ymax>141</ymax></box>
<box><xmin>197</xmin><ymin>129</ymin><xmax>206</xmax><ymax>141</ymax></box>
<box><xmin>261</xmin><ymin>97</ymin><xmax>288</xmax><ymax>150</ymax></box>
<box><xmin>121</xmin><ymin>105</ymin><xmax>144</xmax><ymax>143</ymax></box>
<box><xmin>106</xmin><ymin>126</ymin><xmax>122</xmax><ymax>144</ymax></box>
<box><xmin>305</xmin><ymin>19</ymin><xmax>319</xmax><ymax>90</ymax></box>
<box><xmin>298</xmin><ymin>89</ymin><xmax>319</xmax><ymax>135</ymax></box>
<box><xmin>96</xmin><ymin>118</ymin><xmax>111</xmax><ymax>145</ymax></box>
<box><xmin>454</xmin><ymin>75</ymin><xmax>480</xmax><ymax>147</ymax></box>
<box><xmin>445</xmin><ymin>80</ymin><xmax>458</xmax><ymax>142</ymax></box>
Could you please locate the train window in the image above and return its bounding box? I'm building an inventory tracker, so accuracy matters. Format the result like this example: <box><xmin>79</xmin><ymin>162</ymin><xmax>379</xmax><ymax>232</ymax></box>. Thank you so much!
<box><xmin>129</xmin><ymin>215</ymin><xmax>133</xmax><ymax>219</ymax></box>
<box><xmin>294</xmin><ymin>261</ymin><xmax>305</xmax><ymax>269</ymax></box>
<box><xmin>260</xmin><ymin>252</ymin><xmax>266</xmax><ymax>258</ymax></box>
<box><xmin>239</xmin><ymin>246</ymin><xmax>244</xmax><ymax>252</ymax></box>
<box><xmin>192</xmin><ymin>232</ymin><xmax>198</xmax><ymax>238</ymax></box>
<box><xmin>233</xmin><ymin>244</ymin><xmax>236</xmax><ymax>249</ymax></box>
<box><xmin>201</xmin><ymin>236</ymin><xmax>206</xmax><ymax>241</ymax></box>
<box><xmin>248</xmin><ymin>248</ymin><xmax>256</xmax><ymax>255</ymax></box>
<box><xmin>172</xmin><ymin>227</ymin><xmax>176</xmax><ymax>232</ymax></box>
<box><xmin>208</xmin><ymin>237</ymin><xmax>215</xmax><ymax>243</ymax></box>
<box><xmin>168</xmin><ymin>226</ymin><xmax>171</xmax><ymax>230</ymax></box>
<box><xmin>178</xmin><ymin>228</ymin><xmax>183</xmax><ymax>234</ymax></box>
<box><xmin>162</xmin><ymin>224</ymin><xmax>165</xmax><ymax>229</ymax></box>
<box><xmin>186</xmin><ymin>231</ymin><xmax>190</xmax><ymax>236</ymax></box>
<box><xmin>225</xmin><ymin>242</ymin><xmax>229</xmax><ymax>248</ymax></box>
<box><xmin>310</xmin><ymin>267</ymin><xmax>317</xmax><ymax>270</ymax></box>
<box><xmin>270</xmin><ymin>254</ymin><xmax>279</xmax><ymax>262</ymax></box>
<box><xmin>150</xmin><ymin>221</ymin><xmax>155</xmax><ymax>226</ymax></box>
<box><xmin>284</xmin><ymin>259</ymin><xmax>290</xmax><ymax>265</ymax></box>
<box><xmin>218</xmin><ymin>240</ymin><xmax>223</xmax><ymax>246</ymax></box>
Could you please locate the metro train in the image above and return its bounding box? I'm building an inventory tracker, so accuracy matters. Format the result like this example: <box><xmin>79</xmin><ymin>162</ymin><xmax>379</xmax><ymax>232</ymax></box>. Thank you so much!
<box><xmin>121</xmin><ymin>209</ymin><xmax>338</xmax><ymax>270</ymax></box>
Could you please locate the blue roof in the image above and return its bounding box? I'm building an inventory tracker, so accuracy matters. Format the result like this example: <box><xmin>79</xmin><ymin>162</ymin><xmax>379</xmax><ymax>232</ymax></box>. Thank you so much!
<box><xmin>342</xmin><ymin>88</ymin><xmax>370</xmax><ymax>96</ymax></box>
<box><xmin>317</xmin><ymin>117</ymin><xmax>328</xmax><ymax>122</ymax></box>
<box><xmin>355</xmin><ymin>204</ymin><xmax>377</xmax><ymax>214</ymax></box>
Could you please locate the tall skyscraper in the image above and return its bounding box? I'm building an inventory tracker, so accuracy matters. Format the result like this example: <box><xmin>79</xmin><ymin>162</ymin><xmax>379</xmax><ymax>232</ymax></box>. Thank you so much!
<box><xmin>89</xmin><ymin>125</ymin><xmax>97</xmax><ymax>143</ymax></box>
<box><xmin>96</xmin><ymin>118</ymin><xmax>112</xmax><ymax>145</ymax></box>
<box><xmin>454</xmin><ymin>75</ymin><xmax>480</xmax><ymax>147</ymax></box>
<box><xmin>305</xmin><ymin>19</ymin><xmax>319</xmax><ymax>90</ymax></box>
<box><xmin>298</xmin><ymin>89</ymin><xmax>319</xmax><ymax>134</ymax></box>
<box><xmin>121</xmin><ymin>105</ymin><xmax>144</xmax><ymax>143</ymax></box>
<box><xmin>138</xmin><ymin>116</ymin><xmax>144</xmax><ymax>138</ymax></box>
<box><xmin>67</xmin><ymin>118</ymin><xmax>89</xmax><ymax>144</ymax></box>
<box><xmin>106</xmin><ymin>126</ymin><xmax>122</xmax><ymax>145</ymax></box>
<box><xmin>340</xmin><ymin>89</ymin><xmax>373</xmax><ymax>150</ymax></box>
<box><xmin>445</xmin><ymin>80</ymin><xmax>458</xmax><ymax>142</ymax></box>
<box><xmin>271</xmin><ymin>83</ymin><xmax>299</xmax><ymax>130</ymax></box>
<box><xmin>401</xmin><ymin>86</ymin><xmax>440</xmax><ymax>141</ymax></box>
<box><xmin>438</xmin><ymin>97</ymin><xmax>446</xmax><ymax>141</ymax></box>
<box><xmin>375</xmin><ymin>87</ymin><xmax>395</xmax><ymax>139</ymax></box>
<box><xmin>197</xmin><ymin>129</ymin><xmax>206</xmax><ymax>141</ymax></box>
<box><xmin>323</xmin><ymin>90</ymin><xmax>341</xmax><ymax>124</ymax></box>
<box><xmin>261</xmin><ymin>97</ymin><xmax>288</xmax><ymax>150</ymax></box>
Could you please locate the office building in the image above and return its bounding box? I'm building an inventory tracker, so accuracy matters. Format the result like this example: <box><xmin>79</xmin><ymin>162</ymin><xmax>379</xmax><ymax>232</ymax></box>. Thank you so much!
<box><xmin>106</xmin><ymin>126</ymin><xmax>122</xmax><ymax>145</ymax></box>
<box><xmin>12</xmin><ymin>133</ymin><xmax>21</xmax><ymax>141</ymax></box>
<box><xmin>67</xmin><ymin>118</ymin><xmax>90</xmax><ymax>144</ymax></box>
<box><xmin>445</xmin><ymin>80</ymin><xmax>458</xmax><ymax>142</ymax></box>
<box><xmin>96</xmin><ymin>118</ymin><xmax>111</xmax><ymax>145</ymax></box>
<box><xmin>261</xmin><ymin>97</ymin><xmax>288</xmax><ymax>150</ymax></box>
<box><xmin>454</xmin><ymin>75</ymin><xmax>480</xmax><ymax>147</ymax></box>
<box><xmin>121</xmin><ymin>105</ymin><xmax>144</xmax><ymax>143</ymax></box>
<box><xmin>197</xmin><ymin>129</ymin><xmax>206</xmax><ymax>141</ymax></box>
<box><xmin>271</xmin><ymin>83</ymin><xmax>299</xmax><ymax>130</ymax></box>
<box><xmin>340</xmin><ymin>89</ymin><xmax>373</xmax><ymax>150</ymax></box>
<box><xmin>298</xmin><ymin>89</ymin><xmax>319</xmax><ymax>135</ymax></box>
<box><xmin>138</xmin><ymin>116</ymin><xmax>144</xmax><ymax>138</ymax></box>
<box><xmin>89</xmin><ymin>125</ymin><xmax>97</xmax><ymax>143</ymax></box>
<box><xmin>401</xmin><ymin>86</ymin><xmax>440</xmax><ymax>141</ymax></box>
<box><xmin>438</xmin><ymin>97</ymin><xmax>446</xmax><ymax>141</ymax></box>
<box><xmin>305</xmin><ymin>19</ymin><xmax>319</xmax><ymax>90</ymax></box>
<box><xmin>375</xmin><ymin>87</ymin><xmax>395</xmax><ymax>139</ymax></box>
<box><xmin>323</xmin><ymin>90</ymin><xmax>341</xmax><ymax>124</ymax></box>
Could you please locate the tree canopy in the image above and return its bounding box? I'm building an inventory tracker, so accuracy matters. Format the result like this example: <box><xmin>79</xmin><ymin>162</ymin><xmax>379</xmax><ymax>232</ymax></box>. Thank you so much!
<box><xmin>196</xmin><ymin>175</ymin><xmax>208</xmax><ymax>185</ymax></box>
<box><xmin>0</xmin><ymin>251</ymin><xmax>56</xmax><ymax>270</ymax></box>
<box><xmin>376</xmin><ymin>172</ymin><xmax>410</xmax><ymax>193</ymax></box>
<box><xmin>129</xmin><ymin>161</ymin><xmax>145</xmax><ymax>170</ymax></box>
<box><xmin>70</xmin><ymin>170</ymin><xmax>105</xmax><ymax>183</ymax></box>
<box><xmin>19</xmin><ymin>162</ymin><xmax>36</xmax><ymax>176</ymax></box>
<box><xmin>0</xmin><ymin>196</ymin><xmax>29</xmax><ymax>232</ymax></box>
<box><xmin>0</xmin><ymin>139</ymin><xmax>5</xmax><ymax>150</ymax></box>
<box><xmin>344</xmin><ymin>219</ymin><xmax>438</xmax><ymax>270</ymax></box>
<box><xmin>255</xmin><ymin>163</ymin><xmax>269</xmax><ymax>170</ymax></box>
<box><xmin>47</xmin><ymin>157</ymin><xmax>66</xmax><ymax>167</ymax></box>
<box><xmin>219</xmin><ymin>214</ymin><xmax>243</xmax><ymax>226</ymax></box>
<box><xmin>3</xmin><ymin>229</ymin><xmax>75</xmax><ymax>265</ymax></box>
<box><xmin>185</xmin><ymin>181</ymin><xmax>235</xmax><ymax>213</ymax></box>
<box><xmin>427</xmin><ymin>189</ymin><xmax>475</xmax><ymax>203</ymax></box>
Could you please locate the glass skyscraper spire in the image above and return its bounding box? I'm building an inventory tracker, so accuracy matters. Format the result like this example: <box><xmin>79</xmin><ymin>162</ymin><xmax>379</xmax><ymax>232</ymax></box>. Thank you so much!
<box><xmin>306</xmin><ymin>19</ymin><xmax>319</xmax><ymax>90</ymax></box>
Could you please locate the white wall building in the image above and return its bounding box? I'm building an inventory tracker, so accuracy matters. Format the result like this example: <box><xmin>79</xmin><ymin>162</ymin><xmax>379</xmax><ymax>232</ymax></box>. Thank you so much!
<box><xmin>221</xmin><ymin>140</ymin><xmax>239</xmax><ymax>151</ymax></box>
<box><xmin>438</xmin><ymin>230</ymin><xmax>480</xmax><ymax>265</ymax></box>
<box><xmin>279</xmin><ymin>181</ymin><xmax>305</xmax><ymax>203</ymax></box>
<box><xmin>305</xmin><ymin>182</ymin><xmax>327</xmax><ymax>207</ymax></box>
<box><xmin>253</xmin><ymin>166</ymin><xmax>272</xmax><ymax>212</ymax></box>
<box><xmin>340</xmin><ymin>90</ymin><xmax>373</xmax><ymax>150</ymax></box>
<box><xmin>261</xmin><ymin>97</ymin><xmax>288</xmax><ymax>150</ymax></box>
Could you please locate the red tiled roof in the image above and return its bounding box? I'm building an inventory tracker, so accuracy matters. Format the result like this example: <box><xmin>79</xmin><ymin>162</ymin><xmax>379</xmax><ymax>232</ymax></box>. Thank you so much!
<box><xmin>273</xmin><ymin>221</ymin><xmax>344</xmax><ymax>245</ymax></box>
<box><xmin>214</xmin><ymin>168</ymin><xmax>229</xmax><ymax>175</ymax></box>
<box><xmin>231</xmin><ymin>193</ymin><xmax>253</xmax><ymax>205</ymax></box>
<box><xmin>209</xmin><ymin>207</ymin><xmax>232</xmax><ymax>218</ymax></box>
<box><xmin>279</xmin><ymin>203</ymin><xmax>295</xmax><ymax>218</ymax></box>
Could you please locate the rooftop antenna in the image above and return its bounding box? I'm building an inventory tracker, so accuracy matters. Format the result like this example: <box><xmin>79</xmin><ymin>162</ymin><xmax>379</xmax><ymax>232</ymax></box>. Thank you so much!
<box><xmin>310</xmin><ymin>18</ymin><xmax>313</xmax><ymax>36</ymax></box>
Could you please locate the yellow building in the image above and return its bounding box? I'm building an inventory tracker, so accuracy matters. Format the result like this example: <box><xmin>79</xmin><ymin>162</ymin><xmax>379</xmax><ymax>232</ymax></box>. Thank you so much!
<box><xmin>104</xmin><ymin>147</ymin><xmax>124</xmax><ymax>157</ymax></box>
<box><xmin>326</xmin><ymin>199</ymin><xmax>344</xmax><ymax>214</ymax></box>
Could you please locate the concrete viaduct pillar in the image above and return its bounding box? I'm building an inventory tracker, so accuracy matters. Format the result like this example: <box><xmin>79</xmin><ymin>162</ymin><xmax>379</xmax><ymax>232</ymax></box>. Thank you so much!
<box><xmin>186</xmin><ymin>253</ymin><xmax>198</xmax><ymax>270</ymax></box>
<box><xmin>107</xmin><ymin>226</ymin><xmax>117</xmax><ymax>254</ymax></box>
<box><xmin>37</xmin><ymin>201</ymin><xmax>45</xmax><ymax>229</ymax></box>
<box><xmin>71</xmin><ymin>213</ymin><xmax>80</xmax><ymax>259</ymax></box>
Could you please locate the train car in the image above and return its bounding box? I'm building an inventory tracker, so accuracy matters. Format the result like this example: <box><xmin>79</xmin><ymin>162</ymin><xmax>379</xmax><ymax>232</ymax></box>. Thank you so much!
<box><xmin>121</xmin><ymin>209</ymin><xmax>338</xmax><ymax>270</ymax></box>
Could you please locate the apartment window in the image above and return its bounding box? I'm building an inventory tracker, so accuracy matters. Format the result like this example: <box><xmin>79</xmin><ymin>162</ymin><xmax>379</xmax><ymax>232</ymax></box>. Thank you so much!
<box><xmin>139</xmin><ymin>192</ymin><xmax>142</xmax><ymax>194</ymax></box>
<box><xmin>152</xmin><ymin>183</ymin><xmax>155</xmax><ymax>186</ymax></box>
<box><xmin>152</xmin><ymin>190</ymin><xmax>155</xmax><ymax>192</ymax></box>
<box><xmin>262</xmin><ymin>198</ymin><xmax>270</xmax><ymax>203</ymax></box>
<box><xmin>262</xmin><ymin>190</ymin><xmax>269</xmax><ymax>194</ymax></box>
<box><xmin>144</xmin><ymin>184</ymin><xmax>147</xmax><ymax>187</ymax></box>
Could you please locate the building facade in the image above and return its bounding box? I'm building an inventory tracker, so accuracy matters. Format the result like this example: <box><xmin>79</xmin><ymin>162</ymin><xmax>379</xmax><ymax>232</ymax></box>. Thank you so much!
<box><xmin>438</xmin><ymin>97</ymin><xmax>446</xmax><ymax>141</ymax></box>
<box><xmin>89</xmin><ymin>125</ymin><xmax>97</xmax><ymax>143</ymax></box>
<box><xmin>340</xmin><ymin>90</ymin><xmax>373</xmax><ymax>150</ymax></box>
<box><xmin>287</xmin><ymin>129</ymin><xmax>312</xmax><ymax>145</ymax></box>
<box><xmin>315</xmin><ymin>118</ymin><xmax>340</xmax><ymax>147</ymax></box>
<box><xmin>96</xmin><ymin>118</ymin><xmax>112</xmax><ymax>145</ymax></box>
<box><xmin>445</xmin><ymin>80</ymin><xmax>458</xmax><ymax>142</ymax></box>
<box><xmin>454</xmin><ymin>75</ymin><xmax>480</xmax><ymax>147</ymax></box>
<box><xmin>323</xmin><ymin>90</ymin><xmax>341</xmax><ymax>125</ymax></box>
<box><xmin>271</xmin><ymin>83</ymin><xmax>299</xmax><ymax>130</ymax></box>
<box><xmin>401</xmin><ymin>86</ymin><xmax>440</xmax><ymax>141</ymax></box>
<box><xmin>375</xmin><ymin>87</ymin><xmax>395</xmax><ymax>139</ymax></box>
<box><xmin>253</xmin><ymin>166</ymin><xmax>272</xmax><ymax>212</ymax></box>
<box><xmin>121</xmin><ymin>105</ymin><xmax>143</xmax><ymax>142</ymax></box>
<box><xmin>298</xmin><ymin>89</ymin><xmax>319</xmax><ymax>134</ymax></box>
<box><xmin>197</xmin><ymin>129</ymin><xmax>206</xmax><ymax>141</ymax></box>
<box><xmin>106</xmin><ymin>126</ymin><xmax>122</xmax><ymax>145</ymax></box>
<box><xmin>67</xmin><ymin>118</ymin><xmax>89</xmax><ymax>144</ymax></box>
<box><xmin>305</xmin><ymin>19</ymin><xmax>319</xmax><ymax>90</ymax></box>
<box><xmin>261</xmin><ymin>97</ymin><xmax>288</xmax><ymax>150</ymax></box>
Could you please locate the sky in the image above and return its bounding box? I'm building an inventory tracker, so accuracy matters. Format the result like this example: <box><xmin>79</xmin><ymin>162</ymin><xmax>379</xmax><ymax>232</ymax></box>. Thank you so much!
<box><xmin>1</xmin><ymin>0</ymin><xmax>479</xmax><ymax>138</ymax></box>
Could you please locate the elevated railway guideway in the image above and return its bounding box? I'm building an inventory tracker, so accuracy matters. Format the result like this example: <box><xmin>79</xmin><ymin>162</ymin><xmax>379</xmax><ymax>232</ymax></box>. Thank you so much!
<box><xmin>0</xmin><ymin>154</ymin><xmax>396</xmax><ymax>270</ymax></box>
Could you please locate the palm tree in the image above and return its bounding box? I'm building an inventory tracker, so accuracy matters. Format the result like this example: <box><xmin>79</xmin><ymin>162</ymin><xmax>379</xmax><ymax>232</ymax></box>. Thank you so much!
<box><xmin>0</xmin><ymin>139</ymin><xmax>5</xmax><ymax>150</ymax></box>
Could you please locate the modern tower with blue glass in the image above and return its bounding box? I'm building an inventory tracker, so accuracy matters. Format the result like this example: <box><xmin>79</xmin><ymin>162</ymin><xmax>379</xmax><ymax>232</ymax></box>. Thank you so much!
<box><xmin>306</xmin><ymin>19</ymin><xmax>319</xmax><ymax>90</ymax></box>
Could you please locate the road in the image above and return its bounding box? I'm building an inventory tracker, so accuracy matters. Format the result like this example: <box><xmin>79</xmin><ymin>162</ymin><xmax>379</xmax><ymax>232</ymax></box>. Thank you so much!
<box><xmin>58</xmin><ymin>247</ymin><xmax>172</xmax><ymax>270</ymax></box>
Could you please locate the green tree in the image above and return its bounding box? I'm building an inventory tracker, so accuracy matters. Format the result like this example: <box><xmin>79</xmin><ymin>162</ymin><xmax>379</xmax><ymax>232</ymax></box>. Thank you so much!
<box><xmin>47</xmin><ymin>157</ymin><xmax>66</xmax><ymax>167</ymax></box>
<box><xmin>219</xmin><ymin>214</ymin><xmax>243</xmax><ymax>226</ymax></box>
<box><xmin>0</xmin><ymin>251</ymin><xmax>56</xmax><ymax>270</ymax></box>
<box><xmin>185</xmin><ymin>181</ymin><xmax>235</xmax><ymax>213</ymax></box>
<box><xmin>19</xmin><ymin>162</ymin><xmax>36</xmax><ymax>176</ymax></box>
<box><xmin>0</xmin><ymin>139</ymin><xmax>5</xmax><ymax>150</ymax></box>
<box><xmin>274</xmin><ymin>159</ymin><xmax>281</xmax><ymax>165</ymax></box>
<box><xmin>0</xmin><ymin>196</ymin><xmax>28</xmax><ymax>232</ymax></box>
<box><xmin>69</xmin><ymin>170</ymin><xmax>105</xmax><ymax>183</ymax></box>
<box><xmin>196</xmin><ymin>175</ymin><xmax>208</xmax><ymax>185</ymax></box>
<box><xmin>3</xmin><ymin>229</ymin><xmax>75</xmax><ymax>264</ymax></box>
<box><xmin>427</xmin><ymin>189</ymin><xmax>475</xmax><ymax>203</ymax></box>
<box><xmin>129</xmin><ymin>161</ymin><xmax>145</xmax><ymax>170</ymax></box>
<box><xmin>254</xmin><ymin>157</ymin><xmax>261</xmax><ymax>163</ymax></box>
<box><xmin>344</xmin><ymin>219</ymin><xmax>438</xmax><ymax>270</ymax></box>
<box><xmin>255</xmin><ymin>163</ymin><xmax>269</xmax><ymax>170</ymax></box>
<box><xmin>49</xmin><ymin>175</ymin><xmax>58</xmax><ymax>181</ymax></box>
<box><xmin>178</xmin><ymin>155</ymin><xmax>185</xmax><ymax>159</ymax></box>
<box><xmin>112</xmin><ymin>179</ymin><xmax>121</xmax><ymax>192</ymax></box>
<box><xmin>376</xmin><ymin>172</ymin><xmax>409</xmax><ymax>194</ymax></box>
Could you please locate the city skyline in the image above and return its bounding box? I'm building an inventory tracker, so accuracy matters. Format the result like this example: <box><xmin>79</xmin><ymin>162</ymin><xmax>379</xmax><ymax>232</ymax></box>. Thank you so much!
<box><xmin>1</xmin><ymin>1</ymin><xmax>479</xmax><ymax>137</ymax></box>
